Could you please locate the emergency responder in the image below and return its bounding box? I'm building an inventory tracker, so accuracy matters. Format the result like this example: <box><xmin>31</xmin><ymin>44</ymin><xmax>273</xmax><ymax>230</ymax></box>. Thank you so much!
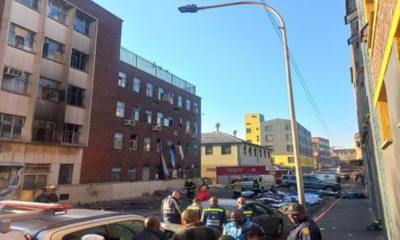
<box><xmin>201</xmin><ymin>178</ymin><xmax>210</xmax><ymax>189</ymax></box>
<box><xmin>161</xmin><ymin>191</ymin><xmax>182</xmax><ymax>224</ymax></box>
<box><xmin>187</xmin><ymin>198</ymin><xmax>203</xmax><ymax>219</ymax></box>
<box><xmin>233</xmin><ymin>179</ymin><xmax>242</xmax><ymax>199</ymax></box>
<box><xmin>284</xmin><ymin>203</ymin><xmax>322</xmax><ymax>240</ymax></box>
<box><xmin>252</xmin><ymin>178</ymin><xmax>260</xmax><ymax>196</ymax></box>
<box><xmin>184</xmin><ymin>179</ymin><xmax>196</xmax><ymax>202</ymax></box>
<box><xmin>201</xmin><ymin>197</ymin><xmax>227</xmax><ymax>232</ymax></box>
<box><xmin>47</xmin><ymin>185</ymin><xmax>59</xmax><ymax>203</ymax></box>
<box><xmin>237</xmin><ymin>197</ymin><xmax>254</xmax><ymax>220</ymax></box>
<box><xmin>34</xmin><ymin>186</ymin><xmax>50</xmax><ymax>203</ymax></box>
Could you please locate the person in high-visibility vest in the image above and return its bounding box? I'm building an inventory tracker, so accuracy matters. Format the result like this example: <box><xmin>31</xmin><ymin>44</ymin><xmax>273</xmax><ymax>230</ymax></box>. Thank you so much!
<box><xmin>186</xmin><ymin>198</ymin><xmax>203</xmax><ymax>219</ymax></box>
<box><xmin>201</xmin><ymin>197</ymin><xmax>227</xmax><ymax>232</ymax></box>
<box><xmin>252</xmin><ymin>178</ymin><xmax>260</xmax><ymax>196</ymax></box>
<box><xmin>237</xmin><ymin>197</ymin><xmax>254</xmax><ymax>221</ymax></box>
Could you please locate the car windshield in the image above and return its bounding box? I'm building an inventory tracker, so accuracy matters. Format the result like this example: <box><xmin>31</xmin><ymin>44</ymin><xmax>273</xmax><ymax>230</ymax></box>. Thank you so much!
<box><xmin>242</xmin><ymin>177</ymin><xmax>255</xmax><ymax>182</ymax></box>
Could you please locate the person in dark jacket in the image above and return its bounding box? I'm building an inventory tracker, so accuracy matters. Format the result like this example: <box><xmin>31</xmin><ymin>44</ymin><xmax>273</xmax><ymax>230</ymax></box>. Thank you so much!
<box><xmin>284</xmin><ymin>203</ymin><xmax>322</xmax><ymax>240</ymax></box>
<box><xmin>184</xmin><ymin>179</ymin><xmax>196</xmax><ymax>202</ymax></box>
<box><xmin>237</xmin><ymin>197</ymin><xmax>254</xmax><ymax>221</ymax></box>
<box><xmin>47</xmin><ymin>185</ymin><xmax>59</xmax><ymax>203</ymax></box>
<box><xmin>34</xmin><ymin>187</ymin><xmax>49</xmax><ymax>203</ymax></box>
<box><xmin>161</xmin><ymin>191</ymin><xmax>182</xmax><ymax>224</ymax></box>
<box><xmin>252</xmin><ymin>179</ymin><xmax>260</xmax><ymax>196</ymax></box>
<box><xmin>132</xmin><ymin>216</ymin><xmax>164</xmax><ymax>240</ymax></box>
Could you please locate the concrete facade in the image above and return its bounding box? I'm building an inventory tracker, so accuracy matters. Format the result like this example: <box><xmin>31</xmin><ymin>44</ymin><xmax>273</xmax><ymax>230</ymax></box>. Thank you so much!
<box><xmin>345</xmin><ymin>0</ymin><xmax>400</xmax><ymax>238</ymax></box>
<box><xmin>201</xmin><ymin>131</ymin><xmax>271</xmax><ymax>183</ymax></box>
<box><xmin>312</xmin><ymin>137</ymin><xmax>331</xmax><ymax>169</ymax></box>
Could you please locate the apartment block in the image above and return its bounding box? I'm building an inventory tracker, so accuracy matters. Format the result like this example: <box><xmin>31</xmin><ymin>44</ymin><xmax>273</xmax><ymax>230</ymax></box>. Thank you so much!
<box><xmin>312</xmin><ymin>137</ymin><xmax>331</xmax><ymax>169</ymax></box>
<box><xmin>245</xmin><ymin>114</ymin><xmax>314</xmax><ymax>171</ymax></box>
<box><xmin>0</xmin><ymin>0</ymin><xmax>201</xmax><ymax>201</ymax></box>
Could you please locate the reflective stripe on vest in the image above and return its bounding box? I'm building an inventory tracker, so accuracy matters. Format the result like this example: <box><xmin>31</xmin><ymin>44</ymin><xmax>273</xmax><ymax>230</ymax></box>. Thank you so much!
<box><xmin>204</xmin><ymin>207</ymin><xmax>224</xmax><ymax>229</ymax></box>
<box><xmin>188</xmin><ymin>206</ymin><xmax>200</xmax><ymax>211</ymax></box>
<box><xmin>205</xmin><ymin>207</ymin><xmax>224</xmax><ymax>212</ymax></box>
<box><xmin>243</xmin><ymin>210</ymin><xmax>253</xmax><ymax>217</ymax></box>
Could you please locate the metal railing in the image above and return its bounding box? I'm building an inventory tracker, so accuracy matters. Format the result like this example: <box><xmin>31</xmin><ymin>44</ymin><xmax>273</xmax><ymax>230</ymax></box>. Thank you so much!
<box><xmin>120</xmin><ymin>47</ymin><xmax>196</xmax><ymax>95</ymax></box>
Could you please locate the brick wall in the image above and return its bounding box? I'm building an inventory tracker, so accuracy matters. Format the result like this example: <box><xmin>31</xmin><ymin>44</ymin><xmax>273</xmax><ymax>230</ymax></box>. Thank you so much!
<box><xmin>371</xmin><ymin>0</ymin><xmax>398</xmax><ymax>85</ymax></box>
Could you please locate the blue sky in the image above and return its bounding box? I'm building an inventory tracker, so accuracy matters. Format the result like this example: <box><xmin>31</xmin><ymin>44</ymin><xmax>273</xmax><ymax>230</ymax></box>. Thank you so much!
<box><xmin>94</xmin><ymin>0</ymin><xmax>357</xmax><ymax>148</ymax></box>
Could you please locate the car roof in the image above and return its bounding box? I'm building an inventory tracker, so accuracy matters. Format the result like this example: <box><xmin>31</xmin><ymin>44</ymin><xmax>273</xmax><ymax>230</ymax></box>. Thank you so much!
<box><xmin>9</xmin><ymin>209</ymin><xmax>142</xmax><ymax>237</ymax></box>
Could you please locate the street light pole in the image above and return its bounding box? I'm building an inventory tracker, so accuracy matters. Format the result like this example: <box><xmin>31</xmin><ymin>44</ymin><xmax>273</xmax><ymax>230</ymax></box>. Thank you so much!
<box><xmin>179</xmin><ymin>1</ymin><xmax>305</xmax><ymax>205</ymax></box>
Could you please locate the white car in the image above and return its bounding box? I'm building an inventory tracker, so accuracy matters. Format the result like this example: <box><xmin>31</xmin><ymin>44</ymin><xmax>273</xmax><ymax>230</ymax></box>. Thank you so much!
<box><xmin>241</xmin><ymin>175</ymin><xmax>276</xmax><ymax>192</ymax></box>
<box><xmin>0</xmin><ymin>201</ymin><xmax>184</xmax><ymax>240</ymax></box>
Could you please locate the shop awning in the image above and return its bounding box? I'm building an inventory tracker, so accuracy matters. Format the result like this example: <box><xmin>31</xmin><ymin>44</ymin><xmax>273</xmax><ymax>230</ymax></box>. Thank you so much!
<box><xmin>0</xmin><ymin>162</ymin><xmax>25</xmax><ymax>167</ymax></box>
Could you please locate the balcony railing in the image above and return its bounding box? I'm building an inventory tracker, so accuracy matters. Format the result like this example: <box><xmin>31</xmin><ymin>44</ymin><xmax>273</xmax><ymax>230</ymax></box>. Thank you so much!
<box><xmin>120</xmin><ymin>47</ymin><xmax>196</xmax><ymax>95</ymax></box>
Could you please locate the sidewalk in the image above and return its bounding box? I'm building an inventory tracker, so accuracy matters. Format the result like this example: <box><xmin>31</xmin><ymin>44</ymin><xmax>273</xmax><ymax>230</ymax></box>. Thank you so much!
<box><xmin>316</xmin><ymin>186</ymin><xmax>384</xmax><ymax>240</ymax></box>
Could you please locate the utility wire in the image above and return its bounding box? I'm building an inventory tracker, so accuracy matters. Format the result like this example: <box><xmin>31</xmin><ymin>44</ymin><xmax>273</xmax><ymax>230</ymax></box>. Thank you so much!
<box><xmin>259</xmin><ymin>0</ymin><xmax>339</xmax><ymax>146</ymax></box>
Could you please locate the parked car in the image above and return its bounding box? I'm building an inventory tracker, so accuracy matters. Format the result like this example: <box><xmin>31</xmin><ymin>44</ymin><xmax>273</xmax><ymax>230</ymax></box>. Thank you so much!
<box><xmin>241</xmin><ymin>175</ymin><xmax>276</xmax><ymax>192</ymax></box>
<box><xmin>280</xmin><ymin>175</ymin><xmax>341</xmax><ymax>192</ymax></box>
<box><xmin>307</xmin><ymin>173</ymin><xmax>339</xmax><ymax>184</ymax></box>
<box><xmin>201</xmin><ymin>198</ymin><xmax>283</xmax><ymax>237</ymax></box>
<box><xmin>1</xmin><ymin>201</ymin><xmax>182</xmax><ymax>240</ymax></box>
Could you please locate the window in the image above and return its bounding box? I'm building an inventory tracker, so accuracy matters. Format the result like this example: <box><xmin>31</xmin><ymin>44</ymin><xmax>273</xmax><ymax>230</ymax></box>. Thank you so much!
<box><xmin>205</xmin><ymin>145</ymin><xmax>213</xmax><ymax>155</ymax></box>
<box><xmin>62</xmin><ymin>123</ymin><xmax>80</xmax><ymax>144</ymax></box>
<box><xmin>246</xmin><ymin>128</ymin><xmax>251</xmax><ymax>133</ymax></box>
<box><xmin>157</xmin><ymin>112</ymin><xmax>163</xmax><ymax>126</ymax></box>
<box><xmin>22</xmin><ymin>164</ymin><xmax>50</xmax><ymax>190</ymax></box>
<box><xmin>145</xmin><ymin>110</ymin><xmax>152</xmax><ymax>124</ymax></box>
<box><xmin>117</xmin><ymin>71</ymin><xmax>127</xmax><ymax>88</ymax></box>
<box><xmin>221</xmin><ymin>144</ymin><xmax>231</xmax><ymax>155</ymax></box>
<box><xmin>142</xmin><ymin>166</ymin><xmax>150</xmax><ymax>181</ymax></box>
<box><xmin>185</xmin><ymin>142</ymin><xmax>191</xmax><ymax>155</ymax></box>
<box><xmin>265</xmin><ymin>126</ymin><xmax>273</xmax><ymax>132</ymax></box>
<box><xmin>43</xmin><ymin>38</ymin><xmax>65</xmax><ymax>61</ymax></box>
<box><xmin>177</xmin><ymin>118</ymin><xmax>183</xmax><ymax>129</ymax></box>
<box><xmin>130</xmin><ymin>134</ymin><xmax>138</xmax><ymax>150</ymax></box>
<box><xmin>265</xmin><ymin>135</ymin><xmax>274</xmax><ymax>142</ymax></box>
<box><xmin>243</xmin><ymin>145</ymin><xmax>247</xmax><ymax>155</ymax></box>
<box><xmin>58</xmin><ymin>164</ymin><xmax>73</xmax><ymax>185</ymax></box>
<box><xmin>112</xmin><ymin>166</ymin><xmax>121</xmax><ymax>182</ymax></box>
<box><xmin>287</xmin><ymin>145</ymin><xmax>294</xmax><ymax>152</ymax></box>
<box><xmin>168</xmin><ymin>92</ymin><xmax>174</xmax><ymax>105</ymax></box>
<box><xmin>288</xmin><ymin>157</ymin><xmax>295</xmax><ymax>163</ymax></box>
<box><xmin>67</xmin><ymin>85</ymin><xmax>84</xmax><ymax>107</ymax></box>
<box><xmin>48</xmin><ymin>0</ymin><xmax>68</xmax><ymax>23</ymax></box>
<box><xmin>178</xmin><ymin>96</ymin><xmax>183</xmax><ymax>108</ymax></box>
<box><xmin>116</xmin><ymin>101</ymin><xmax>125</xmax><ymax>118</ymax></box>
<box><xmin>128</xmin><ymin>166</ymin><xmax>136</xmax><ymax>182</ymax></box>
<box><xmin>2</xmin><ymin>67</ymin><xmax>29</xmax><ymax>94</ymax></box>
<box><xmin>156</xmin><ymin>139</ymin><xmax>162</xmax><ymax>153</ymax></box>
<box><xmin>32</xmin><ymin>119</ymin><xmax>56</xmax><ymax>142</ymax></box>
<box><xmin>285</xmin><ymin>124</ymin><xmax>291</xmax><ymax>131</ymax></box>
<box><xmin>133</xmin><ymin>78</ymin><xmax>141</xmax><ymax>92</ymax></box>
<box><xmin>75</xmin><ymin>10</ymin><xmax>92</xmax><ymax>35</ymax></box>
<box><xmin>194</xmin><ymin>102</ymin><xmax>199</xmax><ymax>114</ymax></box>
<box><xmin>193</xmin><ymin>122</ymin><xmax>199</xmax><ymax>135</ymax></box>
<box><xmin>144</xmin><ymin>137</ymin><xmax>151</xmax><ymax>152</ymax></box>
<box><xmin>61</xmin><ymin>225</ymin><xmax>107</xmax><ymax>240</ymax></box>
<box><xmin>17</xmin><ymin>0</ymin><xmax>39</xmax><ymax>9</ymax></box>
<box><xmin>254</xmin><ymin>148</ymin><xmax>257</xmax><ymax>156</ymax></box>
<box><xmin>185</xmin><ymin>121</ymin><xmax>191</xmax><ymax>133</ymax></box>
<box><xmin>164</xmin><ymin>117</ymin><xmax>174</xmax><ymax>128</ymax></box>
<box><xmin>249</xmin><ymin>146</ymin><xmax>252</xmax><ymax>156</ymax></box>
<box><xmin>132</xmin><ymin>107</ymin><xmax>140</xmax><ymax>121</ymax></box>
<box><xmin>286</xmin><ymin>134</ymin><xmax>292</xmax><ymax>141</ymax></box>
<box><xmin>193</xmin><ymin>144</ymin><xmax>199</xmax><ymax>156</ymax></box>
<box><xmin>0</xmin><ymin>113</ymin><xmax>24</xmax><ymax>139</ymax></box>
<box><xmin>146</xmin><ymin>83</ymin><xmax>153</xmax><ymax>97</ymax></box>
<box><xmin>70</xmin><ymin>49</ymin><xmax>88</xmax><ymax>71</ymax></box>
<box><xmin>38</xmin><ymin>77</ymin><xmax>60</xmax><ymax>102</ymax></box>
<box><xmin>8</xmin><ymin>23</ymin><xmax>35</xmax><ymax>52</ymax></box>
<box><xmin>186</xmin><ymin>99</ymin><xmax>191</xmax><ymax>111</ymax></box>
<box><xmin>158</xmin><ymin>88</ymin><xmax>164</xmax><ymax>100</ymax></box>
<box><xmin>114</xmin><ymin>132</ymin><xmax>123</xmax><ymax>149</ymax></box>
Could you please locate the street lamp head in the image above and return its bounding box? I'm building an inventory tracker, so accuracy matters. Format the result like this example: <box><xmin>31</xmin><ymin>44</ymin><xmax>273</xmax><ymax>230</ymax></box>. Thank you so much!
<box><xmin>178</xmin><ymin>4</ymin><xmax>199</xmax><ymax>13</ymax></box>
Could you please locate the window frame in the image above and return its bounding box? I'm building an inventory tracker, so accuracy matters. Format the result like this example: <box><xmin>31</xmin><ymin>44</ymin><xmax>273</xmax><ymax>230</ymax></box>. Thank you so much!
<box><xmin>114</xmin><ymin>132</ymin><xmax>123</xmax><ymax>149</ymax></box>
<box><xmin>0</xmin><ymin>113</ymin><xmax>25</xmax><ymax>139</ymax></box>
<box><xmin>146</xmin><ymin>83</ymin><xmax>154</xmax><ymax>97</ymax></box>
<box><xmin>48</xmin><ymin>0</ymin><xmax>68</xmax><ymax>24</ymax></box>
<box><xmin>8</xmin><ymin>23</ymin><xmax>35</xmax><ymax>52</ymax></box>
<box><xmin>17</xmin><ymin>0</ymin><xmax>39</xmax><ymax>10</ymax></box>
<box><xmin>133</xmin><ymin>78</ymin><xmax>141</xmax><ymax>93</ymax></box>
<box><xmin>67</xmin><ymin>85</ymin><xmax>85</xmax><ymax>107</ymax></box>
<box><xmin>62</xmin><ymin>123</ymin><xmax>80</xmax><ymax>144</ymax></box>
<box><xmin>145</xmin><ymin>110</ymin><xmax>152</xmax><ymax>124</ymax></box>
<box><xmin>116</xmin><ymin>101</ymin><xmax>125</xmax><ymax>118</ymax></box>
<box><xmin>58</xmin><ymin>164</ymin><xmax>73</xmax><ymax>185</ymax></box>
<box><xmin>70</xmin><ymin>49</ymin><xmax>88</xmax><ymax>71</ymax></box>
<box><xmin>37</xmin><ymin>77</ymin><xmax>60</xmax><ymax>102</ymax></box>
<box><xmin>43</xmin><ymin>37</ymin><xmax>65</xmax><ymax>62</ymax></box>
<box><xmin>143</xmin><ymin>137</ymin><xmax>151</xmax><ymax>152</ymax></box>
<box><xmin>74</xmin><ymin>10</ymin><xmax>92</xmax><ymax>36</ymax></box>
<box><xmin>2</xmin><ymin>67</ymin><xmax>30</xmax><ymax>95</ymax></box>
<box><xmin>221</xmin><ymin>144</ymin><xmax>232</xmax><ymax>155</ymax></box>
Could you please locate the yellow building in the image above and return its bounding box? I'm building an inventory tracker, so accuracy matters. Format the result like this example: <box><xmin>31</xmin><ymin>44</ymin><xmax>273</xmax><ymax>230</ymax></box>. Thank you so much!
<box><xmin>201</xmin><ymin>131</ymin><xmax>271</xmax><ymax>183</ymax></box>
<box><xmin>245</xmin><ymin>115</ymin><xmax>315</xmax><ymax>171</ymax></box>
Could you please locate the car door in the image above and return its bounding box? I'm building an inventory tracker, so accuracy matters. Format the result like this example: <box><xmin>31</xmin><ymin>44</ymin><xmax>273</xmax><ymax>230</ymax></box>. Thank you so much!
<box><xmin>248</xmin><ymin>203</ymin><xmax>276</xmax><ymax>236</ymax></box>
<box><xmin>105</xmin><ymin>220</ymin><xmax>145</xmax><ymax>240</ymax></box>
<box><xmin>302</xmin><ymin>176</ymin><xmax>313</xmax><ymax>189</ymax></box>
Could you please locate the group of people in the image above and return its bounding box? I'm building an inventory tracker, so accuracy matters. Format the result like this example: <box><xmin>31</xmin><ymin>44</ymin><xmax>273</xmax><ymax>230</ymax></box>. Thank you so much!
<box><xmin>158</xmin><ymin>189</ymin><xmax>322</xmax><ymax>240</ymax></box>
<box><xmin>33</xmin><ymin>185</ymin><xmax>59</xmax><ymax>203</ymax></box>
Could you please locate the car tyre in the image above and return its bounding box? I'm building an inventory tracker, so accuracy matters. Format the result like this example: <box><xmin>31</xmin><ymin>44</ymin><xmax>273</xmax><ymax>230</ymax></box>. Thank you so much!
<box><xmin>289</xmin><ymin>184</ymin><xmax>297</xmax><ymax>191</ymax></box>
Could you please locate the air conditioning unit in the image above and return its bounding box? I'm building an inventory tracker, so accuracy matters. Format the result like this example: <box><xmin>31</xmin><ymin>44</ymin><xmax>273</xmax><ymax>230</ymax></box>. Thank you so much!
<box><xmin>173</xmin><ymin>130</ymin><xmax>178</xmax><ymax>136</ymax></box>
<box><xmin>152</xmin><ymin>125</ymin><xmax>162</xmax><ymax>131</ymax></box>
<box><xmin>4</xmin><ymin>66</ymin><xmax>23</xmax><ymax>77</ymax></box>
<box><xmin>124</xmin><ymin>119</ymin><xmax>136</xmax><ymax>126</ymax></box>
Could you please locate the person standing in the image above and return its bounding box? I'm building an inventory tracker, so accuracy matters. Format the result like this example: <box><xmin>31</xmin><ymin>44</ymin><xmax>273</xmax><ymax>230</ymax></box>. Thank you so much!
<box><xmin>223</xmin><ymin>209</ymin><xmax>263</xmax><ymax>240</ymax></box>
<box><xmin>284</xmin><ymin>203</ymin><xmax>322</xmax><ymax>240</ymax></box>
<box><xmin>237</xmin><ymin>197</ymin><xmax>254</xmax><ymax>220</ymax></box>
<box><xmin>187</xmin><ymin>198</ymin><xmax>203</xmax><ymax>219</ymax></box>
<box><xmin>197</xmin><ymin>185</ymin><xmax>211</xmax><ymax>201</ymax></box>
<box><xmin>132</xmin><ymin>216</ymin><xmax>164</xmax><ymax>240</ymax></box>
<box><xmin>252</xmin><ymin>178</ymin><xmax>260</xmax><ymax>196</ymax></box>
<box><xmin>161</xmin><ymin>191</ymin><xmax>182</xmax><ymax>224</ymax></box>
<box><xmin>47</xmin><ymin>185</ymin><xmax>59</xmax><ymax>203</ymax></box>
<box><xmin>201</xmin><ymin>197</ymin><xmax>227</xmax><ymax>232</ymax></box>
<box><xmin>171</xmin><ymin>209</ymin><xmax>221</xmax><ymax>240</ymax></box>
<box><xmin>33</xmin><ymin>187</ymin><xmax>50</xmax><ymax>203</ymax></box>
<box><xmin>233</xmin><ymin>180</ymin><xmax>242</xmax><ymax>199</ymax></box>
<box><xmin>184</xmin><ymin>179</ymin><xmax>196</xmax><ymax>202</ymax></box>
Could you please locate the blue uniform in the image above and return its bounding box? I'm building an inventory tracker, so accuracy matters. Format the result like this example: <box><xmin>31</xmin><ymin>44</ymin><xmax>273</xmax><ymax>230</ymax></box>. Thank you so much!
<box><xmin>161</xmin><ymin>196</ymin><xmax>181</xmax><ymax>224</ymax></box>
<box><xmin>202</xmin><ymin>205</ymin><xmax>227</xmax><ymax>232</ymax></box>
<box><xmin>287</xmin><ymin>217</ymin><xmax>322</xmax><ymax>240</ymax></box>
<box><xmin>239</xmin><ymin>205</ymin><xmax>254</xmax><ymax>221</ymax></box>
<box><xmin>223</xmin><ymin>219</ymin><xmax>262</xmax><ymax>240</ymax></box>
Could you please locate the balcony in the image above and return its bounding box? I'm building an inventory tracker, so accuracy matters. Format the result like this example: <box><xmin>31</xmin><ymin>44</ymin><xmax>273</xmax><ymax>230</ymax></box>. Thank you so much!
<box><xmin>120</xmin><ymin>47</ymin><xmax>196</xmax><ymax>95</ymax></box>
